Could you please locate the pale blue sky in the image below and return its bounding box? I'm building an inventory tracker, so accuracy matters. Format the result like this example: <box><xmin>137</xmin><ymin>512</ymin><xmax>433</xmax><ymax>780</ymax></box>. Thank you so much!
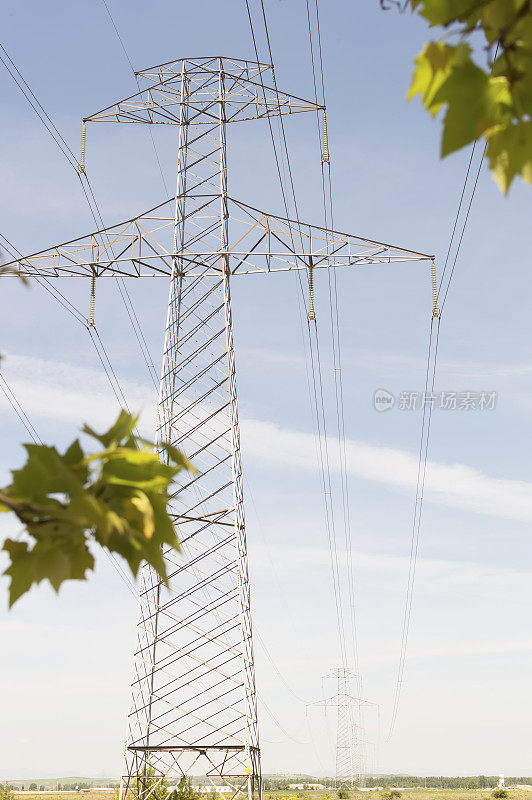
<box><xmin>1</xmin><ymin>0</ymin><xmax>532</xmax><ymax>781</ymax></box>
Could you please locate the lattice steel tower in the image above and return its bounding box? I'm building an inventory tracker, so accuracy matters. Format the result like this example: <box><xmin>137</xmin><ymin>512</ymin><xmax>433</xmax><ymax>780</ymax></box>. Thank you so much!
<box><xmin>5</xmin><ymin>56</ymin><xmax>432</xmax><ymax>800</ymax></box>
<box><xmin>312</xmin><ymin>668</ymin><xmax>367</xmax><ymax>789</ymax></box>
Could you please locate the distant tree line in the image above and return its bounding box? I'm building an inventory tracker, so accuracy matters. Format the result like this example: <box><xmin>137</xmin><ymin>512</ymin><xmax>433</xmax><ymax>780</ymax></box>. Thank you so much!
<box><xmin>363</xmin><ymin>777</ymin><xmax>532</xmax><ymax>789</ymax></box>
<box><xmin>263</xmin><ymin>775</ymin><xmax>532</xmax><ymax>791</ymax></box>
<box><xmin>263</xmin><ymin>779</ymin><xmax>337</xmax><ymax>790</ymax></box>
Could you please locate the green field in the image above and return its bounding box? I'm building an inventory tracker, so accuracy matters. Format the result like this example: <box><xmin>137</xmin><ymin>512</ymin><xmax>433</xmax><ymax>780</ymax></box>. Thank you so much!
<box><xmin>265</xmin><ymin>791</ymin><xmax>531</xmax><ymax>800</ymax></box>
<box><xmin>11</xmin><ymin>790</ymin><xmax>532</xmax><ymax>800</ymax></box>
<box><xmin>13</xmin><ymin>794</ymin><xmax>116</xmax><ymax>800</ymax></box>
<box><xmin>264</xmin><ymin>792</ymin><xmax>530</xmax><ymax>800</ymax></box>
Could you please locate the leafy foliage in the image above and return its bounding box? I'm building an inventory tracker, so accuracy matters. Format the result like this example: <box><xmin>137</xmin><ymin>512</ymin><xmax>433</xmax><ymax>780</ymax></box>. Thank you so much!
<box><xmin>131</xmin><ymin>765</ymin><xmax>169</xmax><ymax>800</ymax></box>
<box><xmin>0</xmin><ymin>410</ymin><xmax>193</xmax><ymax>607</ymax></box>
<box><xmin>492</xmin><ymin>791</ymin><xmax>509</xmax><ymax>799</ymax></box>
<box><xmin>402</xmin><ymin>0</ymin><xmax>532</xmax><ymax>192</ymax></box>
<box><xmin>0</xmin><ymin>784</ymin><xmax>15</xmax><ymax>800</ymax></box>
<box><xmin>168</xmin><ymin>777</ymin><xmax>200</xmax><ymax>800</ymax></box>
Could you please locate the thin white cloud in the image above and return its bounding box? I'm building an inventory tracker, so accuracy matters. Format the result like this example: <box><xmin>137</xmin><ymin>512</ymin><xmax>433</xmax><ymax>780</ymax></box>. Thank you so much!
<box><xmin>2</xmin><ymin>353</ymin><xmax>532</xmax><ymax>523</ymax></box>
<box><xmin>241</xmin><ymin>417</ymin><xmax>532</xmax><ymax>523</ymax></box>
<box><xmin>250</xmin><ymin>541</ymin><xmax>532</xmax><ymax>591</ymax></box>
<box><xmin>0</xmin><ymin>352</ymin><xmax>156</xmax><ymax>432</ymax></box>
<box><xmin>239</xmin><ymin>343</ymin><xmax>532</xmax><ymax>382</ymax></box>
<box><xmin>251</xmin><ymin>542</ymin><xmax>532</xmax><ymax>663</ymax></box>
<box><xmin>347</xmin><ymin>347</ymin><xmax>532</xmax><ymax>381</ymax></box>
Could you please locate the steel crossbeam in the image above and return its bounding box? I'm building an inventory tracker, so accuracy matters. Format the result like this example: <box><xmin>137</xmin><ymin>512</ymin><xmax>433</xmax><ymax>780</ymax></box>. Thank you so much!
<box><xmin>4</xmin><ymin>195</ymin><xmax>432</xmax><ymax>278</ymax></box>
<box><xmin>1</xmin><ymin>56</ymin><xmax>434</xmax><ymax>800</ymax></box>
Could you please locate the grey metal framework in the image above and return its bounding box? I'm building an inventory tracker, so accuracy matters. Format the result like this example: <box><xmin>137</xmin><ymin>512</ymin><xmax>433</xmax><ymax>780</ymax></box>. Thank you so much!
<box><xmin>4</xmin><ymin>56</ymin><xmax>433</xmax><ymax>800</ymax></box>
<box><xmin>312</xmin><ymin>668</ymin><xmax>366</xmax><ymax>789</ymax></box>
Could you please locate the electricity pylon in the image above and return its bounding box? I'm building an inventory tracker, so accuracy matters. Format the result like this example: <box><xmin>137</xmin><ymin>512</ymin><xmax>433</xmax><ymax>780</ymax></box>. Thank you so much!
<box><xmin>311</xmin><ymin>668</ymin><xmax>376</xmax><ymax>789</ymax></box>
<box><xmin>4</xmin><ymin>56</ymin><xmax>432</xmax><ymax>800</ymax></box>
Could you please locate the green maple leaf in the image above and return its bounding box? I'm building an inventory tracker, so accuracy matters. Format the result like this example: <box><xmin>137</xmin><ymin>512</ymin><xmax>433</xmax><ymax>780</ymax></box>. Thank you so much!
<box><xmin>82</xmin><ymin>409</ymin><xmax>138</xmax><ymax>448</ymax></box>
<box><xmin>412</xmin><ymin>0</ymin><xmax>484</xmax><ymax>27</ymax></box>
<box><xmin>434</xmin><ymin>68</ymin><xmax>511</xmax><ymax>155</ymax></box>
<box><xmin>407</xmin><ymin>0</ymin><xmax>532</xmax><ymax>191</ymax></box>
<box><xmin>1</xmin><ymin>410</ymin><xmax>191</xmax><ymax>606</ymax></box>
<box><xmin>3</xmin><ymin>535</ymin><xmax>95</xmax><ymax>607</ymax></box>
<box><xmin>486</xmin><ymin>119</ymin><xmax>532</xmax><ymax>191</ymax></box>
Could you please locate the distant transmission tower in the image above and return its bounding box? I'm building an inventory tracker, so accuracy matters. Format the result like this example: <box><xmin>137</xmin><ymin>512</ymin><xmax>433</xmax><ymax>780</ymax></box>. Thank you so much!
<box><xmin>5</xmin><ymin>57</ymin><xmax>432</xmax><ymax>800</ymax></box>
<box><xmin>334</xmin><ymin>668</ymin><xmax>358</xmax><ymax>789</ymax></box>
<box><xmin>312</xmin><ymin>668</ymin><xmax>375</xmax><ymax>789</ymax></box>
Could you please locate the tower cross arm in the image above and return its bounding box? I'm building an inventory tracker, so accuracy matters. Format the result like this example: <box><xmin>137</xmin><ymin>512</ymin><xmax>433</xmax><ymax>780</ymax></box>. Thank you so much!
<box><xmin>0</xmin><ymin>196</ymin><xmax>433</xmax><ymax>279</ymax></box>
<box><xmin>309</xmin><ymin>695</ymin><xmax>360</xmax><ymax>708</ymax></box>
<box><xmin>0</xmin><ymin>198</ymin><xmax>177</xmax><ymax>278</ymax></box>
<box><xmin>84</xmin><ymin>57</ymin><xmax>322</xmax><ymax>127</ymax></box>
<box><xmin>226</xmin><ymin>198</ymin><xmax>434</xmax><ymax>275</ymax></box>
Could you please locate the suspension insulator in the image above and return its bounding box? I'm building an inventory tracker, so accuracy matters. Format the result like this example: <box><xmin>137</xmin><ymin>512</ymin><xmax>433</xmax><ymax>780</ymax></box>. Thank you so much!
<box><xmin>431</xmin><ymin>261</ymin><xmax>440</xmax><ymax>319</ymax></box>
<box><xmin>79</xmin><ymin>121</ymin><xmax>87</xmax><ymax>175</ymax></box>
<box><xmin>308</xmin><ymin>258</ymin><xmax>316</xmax><ymax>322</ymax></box>
<box><xmin>88</xmin><ymin>273</ymin><xmax>96</xmax><ymax>327</ymax></box>
<box><xmin>322</xmin><ymin>109</ymin><xmax>330</xmax><ymax>165</ymax></box>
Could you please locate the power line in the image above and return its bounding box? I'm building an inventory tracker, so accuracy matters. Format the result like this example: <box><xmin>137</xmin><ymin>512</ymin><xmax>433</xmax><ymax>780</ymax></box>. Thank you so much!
<box><xmin>257</xmin><ymin>696</ymin><xmax>308</xmax><ymax>745</ymax></box>
<box><xmin>292</xmin><ymin>261</ymin><xmax>350</xmax><ymax>669</ymax></box>
<box><xmin>244</xmin><ymin>0</ymin><xmax>351</xmax><ymax>673</ymax></box>
<box><xmin>304</xmin><ymin>0</ymin><xmax>362</xmax><ymax>681</ymax></box>
<box><xmin>386</xmin><ymin>125</ymin><xmax>487</xmax><ymax>742</ymax></box>
<box><xmin>244</xmin><ymin>474</ymin><xmax>316</xmax><ymax>669</ymax></box>
<box><xmin>0</xmin><ymin>225</ymin><xmax>135</xmax><ymax>418</ymax></box>
<box><xmin>0</xmin><ymin>43</ymin><xmax>79</xmax><ymax>170</ymax></box>
<box><xmin>440</xmin><ymin>143</ymin><xmax>486</xmax><ymax>312</ymax></box>
<box><xmin>98</xmin><ymin>0</ymin><xmax>169</xmax><ymax>197</ymax></box>
<box><xmin>0</xmin><ymin>231</ymin><xmax>87</xmax><ymax>325</ymax></box>
<box><xmin>386</xmin><ymin>313</ymin><xmax>440</xmax><ymax>740</ymax></box>
<box><xmin>0</xmin><ymin>372</ymin><xmax>42</xmax><ymax>445</ymax></box>
<box><xmin>0</xmin><ymin>40</ymin><xmax>160</xmax><ymax>390</ymax></box>
<box><xmin>0</xmin><ymin>353</ymin><xmax>139</xmax><ymax>599</ymax></box>
<box><xmin>438</xmin><ymin>143</ymin><xmax>478</xmax><ymax>297</ymax></box>
<box><xmin>437</xmin><ymin>41</ymin><xmax>499</xmax><ymax>307</ymax></box>
<box><xmin>255</xmin><ymin>627</ymin><xmax>311</xmax><ymax>706</ymax></box>
<box><xmin>243</xmin><ymin>0</ymin><xmax>299</xmax><ymax>233</ymax></box>
<box><xmin>305</xmin><ymin>705</ymin><xmax>332</xmax><ymax>774</ymax></box>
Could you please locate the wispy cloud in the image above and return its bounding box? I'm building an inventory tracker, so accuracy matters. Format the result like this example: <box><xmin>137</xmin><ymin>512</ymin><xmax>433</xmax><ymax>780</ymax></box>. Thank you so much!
<box><xmin>0</xmin><ymin>352</ymin><xmax>156</xmax><ymax>432</ymax></box>
<box><xmin>241</xmin><ymin>417</ymin><xmax>532</xmax><ymax>523</ymax></box>
<box><xmin>2</xmin><ymin>353</ymin><xmax>532</xmax><ymax>523</ymax></box>
<box><xmin>239</xmin><ymin>344</ymin><xmax>532</xmax><ymax>378</ymax></box>
<box><xmin>251</xmin><ymin>540</ymin><xmax>532</xmax><ymax>590</ymax></box>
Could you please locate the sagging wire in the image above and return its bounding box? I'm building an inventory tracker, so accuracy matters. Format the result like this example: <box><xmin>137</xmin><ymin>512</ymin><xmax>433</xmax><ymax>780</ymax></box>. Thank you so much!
<box><xmin>387</xmin><ymin>128</ymin><xmax>488</xmax><ymax>739</ymax></box>
<box><xmin>0</xmin><ymin>41</ymin><xmax>159</xmax><ymax>391</ymax></box>
<box><xmin>386</xmin><ymin>265</ymin><xmax>441</xmax><ymax>741</ymax></box>
<box><xmin>0</xmin><ymin>277</ymin><xmax>139</xmax><ymax>597</ymax></box>
<box><xmin>246</xmin><ymin>0</ymin><xmax>352</xmax><ymax>674</ymax></box>
<box><xmin>0</xmin><ymin>372</ymin><xmax>42</xmax><ymax>445</ymax></box>
<box><xmin>303</xmin><ymin>0</ymin><xmax>361</xmax><ymax>679</ymax></box>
